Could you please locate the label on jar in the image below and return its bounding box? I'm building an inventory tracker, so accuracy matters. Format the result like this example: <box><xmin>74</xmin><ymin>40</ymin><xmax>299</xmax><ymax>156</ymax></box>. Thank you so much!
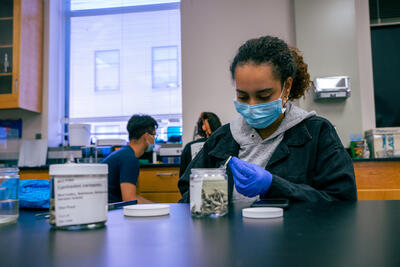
<box><xmin>54</xmin><ymin>176</ymin><xmax>107</xmax><ymax>227</ymax></box>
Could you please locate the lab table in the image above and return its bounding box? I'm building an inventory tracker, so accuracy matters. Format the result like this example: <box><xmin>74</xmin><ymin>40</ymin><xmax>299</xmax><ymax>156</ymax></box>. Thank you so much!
<box><xmin>1</xmin><ymin>202</ymin><xmax>400</xmax><ymax>267</ymax></box>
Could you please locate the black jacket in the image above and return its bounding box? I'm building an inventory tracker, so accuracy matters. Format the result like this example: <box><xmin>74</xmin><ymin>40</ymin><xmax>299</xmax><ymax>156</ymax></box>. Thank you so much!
<box><xmin>178</xmin><ymin>116</ymin><xmax>357</xmax><ymax>202</ymax></box>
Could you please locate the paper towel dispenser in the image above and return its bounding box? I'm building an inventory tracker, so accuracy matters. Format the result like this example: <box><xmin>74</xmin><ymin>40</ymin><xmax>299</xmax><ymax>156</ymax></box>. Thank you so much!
<box><xmin>312</xmin><ymin>76</ymin><xmax>350</xmax><ymax>100</ymax></box>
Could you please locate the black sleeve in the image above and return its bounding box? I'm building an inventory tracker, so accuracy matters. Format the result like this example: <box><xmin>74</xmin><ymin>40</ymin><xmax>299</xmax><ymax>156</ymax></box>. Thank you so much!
<box><xmin>179</xmin><ymin>143</ymin><xmax>192</xmax><ymax>177</ymax></box>
<box><xmin>266</xmin><ymin>121</ymin><xmax>357</xmax><ymax>201</ymax></box>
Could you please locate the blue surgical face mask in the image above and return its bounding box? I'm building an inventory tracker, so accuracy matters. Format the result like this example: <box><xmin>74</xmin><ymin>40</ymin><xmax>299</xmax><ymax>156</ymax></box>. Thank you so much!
<box><xmin>234</xmin><ymin>86</ymin><xmax>286</xmax><ymax>129</ymax></box>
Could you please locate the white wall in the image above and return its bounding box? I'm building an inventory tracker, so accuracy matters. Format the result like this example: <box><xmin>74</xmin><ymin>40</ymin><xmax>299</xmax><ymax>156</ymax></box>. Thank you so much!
<box><xmin>355</xmin><ymin>0</ymin><xmax>376</xmax><ymax>132</ymax></box>
<box><xmin>294</xmin><ymin>0</ymin><xmax>375</xmax><ymax>146</ymax></box>
<box><xmin>181</xmin><ymin>0</ymin><xmax>296</xmax><ymax>145</ymax></box>
<box><xmin>0</xmin><ymin>110</ymin><xmax>43</xmax><ymax>140</ymax></box>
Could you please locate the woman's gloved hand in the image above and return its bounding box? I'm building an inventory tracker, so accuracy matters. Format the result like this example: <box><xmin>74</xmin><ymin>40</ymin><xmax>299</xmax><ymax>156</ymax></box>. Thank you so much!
<box><xmin>228</xmin><ymin>156</ymin><xmax>273</xmax><ymax>197</ymax></box>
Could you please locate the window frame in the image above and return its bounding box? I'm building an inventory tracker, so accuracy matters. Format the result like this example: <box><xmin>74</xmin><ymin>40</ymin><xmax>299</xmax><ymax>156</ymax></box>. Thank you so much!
<box><xmin>94</xmin><ymin>49</ymin><xmax>120</xmax><ymax>92</ymax></box>
<box><xmin>151</xmin><ymin>45</ymin><xmax>179</xmax><ymax>89</ymax></box>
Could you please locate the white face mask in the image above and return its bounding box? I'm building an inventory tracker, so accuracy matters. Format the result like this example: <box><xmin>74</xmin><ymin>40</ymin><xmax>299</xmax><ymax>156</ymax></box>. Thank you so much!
<box><xmin>145</xmin><ymin>133</ymin><xmax>155</xmax><ymax>152</ymax></box>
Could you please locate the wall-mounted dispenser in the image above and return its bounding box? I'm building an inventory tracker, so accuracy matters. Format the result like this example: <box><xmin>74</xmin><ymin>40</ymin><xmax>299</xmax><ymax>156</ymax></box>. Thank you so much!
<box><xmin>312</xmin><ymin>76</ymin><xmax>350</xmax><ymax>100</ymax></box>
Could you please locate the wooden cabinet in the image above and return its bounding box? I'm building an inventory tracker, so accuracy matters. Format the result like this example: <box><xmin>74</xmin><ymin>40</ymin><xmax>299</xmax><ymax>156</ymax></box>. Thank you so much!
<box><xmin>19</xmin><ymin>168</ymin><xmax>49</xmax><ymax>180</ymax></box>
<box><xmin>136</xmin><ymin>166</ymin><xmax>181</xmax><ymax>203</ymax></box>
<box><xmin>0</xmin><ymin>0</ymin><xmax>43</xmax><ymax>112</ymax></box>
<box><xmin>354</xmin><ymin>160</ymin><xmax>400</xmax><ymax>200</ymax></box>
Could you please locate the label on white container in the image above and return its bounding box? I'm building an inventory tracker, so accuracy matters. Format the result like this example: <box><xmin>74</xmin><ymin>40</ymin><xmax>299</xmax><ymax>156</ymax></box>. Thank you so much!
<box><xmin>54</xmin><ymin>176</ymin><xmax>107</xmax><ymax>227</ymax></box>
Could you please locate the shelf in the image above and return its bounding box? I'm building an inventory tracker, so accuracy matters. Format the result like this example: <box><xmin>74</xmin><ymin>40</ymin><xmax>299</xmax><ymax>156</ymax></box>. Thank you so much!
<box><xmin>0</xmin><ymin>45</ymin><xmax>12</xmax><ymax>48</ymax></box>
<box><xmin>0</xmin><ymin>17</ymin><xmax>13</xmax><ymax>21</ymax></box>
<box><xmin>0</xmin><ymin>73</ymin><xmax>12</xmax><ymax>76</ymax></box>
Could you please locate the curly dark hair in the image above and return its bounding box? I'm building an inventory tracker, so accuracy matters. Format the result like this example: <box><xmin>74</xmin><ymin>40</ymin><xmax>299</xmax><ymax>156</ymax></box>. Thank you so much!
<box><xmin>230</xmin><ymin>36</ymin><xmax>310</xmax><ymax>100</ymax></box>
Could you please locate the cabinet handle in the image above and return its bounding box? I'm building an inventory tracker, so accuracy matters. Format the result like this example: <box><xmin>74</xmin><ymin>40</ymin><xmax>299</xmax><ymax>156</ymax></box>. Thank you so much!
<box><xmin>14</xmin><ymin>78</ymin><xmax>18</xmax><ymax>94</ymax></box>
<box><xmin>156</xmin><ymin>172</ymin><xmax>177</xmax><ymax>176</ymax></box>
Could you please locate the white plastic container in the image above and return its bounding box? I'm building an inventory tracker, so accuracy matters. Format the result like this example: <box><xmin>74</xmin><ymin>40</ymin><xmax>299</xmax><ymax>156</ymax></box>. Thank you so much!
<box><xmin>49</xmin><ymin>163</ymin><xmax>108</xmax><ymax>230</ymax></box>
<box><xmin>365</xmin><ymin>127</ymin><xmax>400</xmax><ymax>158</ymax></box>
<box><xmin>69</xmin><ymin>123</ymin><xmax>91</xmax><ymax>147</ymax></box>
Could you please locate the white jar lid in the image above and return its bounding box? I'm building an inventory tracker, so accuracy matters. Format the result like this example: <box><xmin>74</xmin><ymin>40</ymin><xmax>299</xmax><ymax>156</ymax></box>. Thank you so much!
<box><xmin>242</xmin><ymin>207</ymin><xmax>283</xmax><ymax>219</ymax></box>
<box><xmin>123</xmin><ymin>204</ymin><xmax>170</xmax><ymax>217</ymax></box>
<box><xmin>49</xmin><ymin>163</ymin><xmax>108</xmax><ymax>176</ymax></box>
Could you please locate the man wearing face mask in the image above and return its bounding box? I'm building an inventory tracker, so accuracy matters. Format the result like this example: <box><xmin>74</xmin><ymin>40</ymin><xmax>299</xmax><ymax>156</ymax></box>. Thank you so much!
<box><xmin>178</xmin><ymin>36</ymin><xmax>357</xmax><ymax>203</ymax></box>
<box><xmin>103</xmin><ymin>114</ymin><xmax>158</xmax><ymax>203</ymax></box>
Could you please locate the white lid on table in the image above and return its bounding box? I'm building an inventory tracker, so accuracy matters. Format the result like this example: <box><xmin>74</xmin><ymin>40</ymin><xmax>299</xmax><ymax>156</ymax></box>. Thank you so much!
<box><xmin>242</xmin><ymin>207</ymin><xmax>283</xmax><ymax>219</ymax></box>
<box><xmin>124</xmin><ymin>204</ymin><xmax>170</xmax><ymax>217</ymax></box>
<box><xmin>49</xmin><ymin>163</ymin><xmax>108</xmax><ymax>176</ymax></box>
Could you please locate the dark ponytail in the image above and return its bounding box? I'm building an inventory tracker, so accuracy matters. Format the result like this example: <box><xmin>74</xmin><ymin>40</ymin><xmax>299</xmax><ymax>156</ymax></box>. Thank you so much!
<box><xmin>288</xmin><ymin>47</ymin><xmax>310</xmax><ymax>100</ymax></box>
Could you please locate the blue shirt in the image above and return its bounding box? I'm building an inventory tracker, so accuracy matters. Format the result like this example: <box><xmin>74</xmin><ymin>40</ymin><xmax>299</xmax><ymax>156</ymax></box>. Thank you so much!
<box><xmin>102</xmin><ymin>145</ymin><xmax>139</xmax><ymax>203</ymax></box>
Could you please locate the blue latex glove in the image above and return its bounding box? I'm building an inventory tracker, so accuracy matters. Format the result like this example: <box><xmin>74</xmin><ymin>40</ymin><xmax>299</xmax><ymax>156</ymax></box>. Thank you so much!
<box><xmin>228</xmin><ymin>156</ymin><xmax>273</xmax><ymax>197</ymax></box>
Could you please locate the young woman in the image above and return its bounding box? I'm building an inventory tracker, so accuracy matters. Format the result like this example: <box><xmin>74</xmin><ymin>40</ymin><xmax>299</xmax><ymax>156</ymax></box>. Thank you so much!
<box><xmin>179</xmin><ymin>112</ymin><xmax>222</xmax><ymax>176</ymax></box>
<box><xmin>178</xmin><ymin>36</ymin><xmax>357</xmax><ymax>203</ymax></box>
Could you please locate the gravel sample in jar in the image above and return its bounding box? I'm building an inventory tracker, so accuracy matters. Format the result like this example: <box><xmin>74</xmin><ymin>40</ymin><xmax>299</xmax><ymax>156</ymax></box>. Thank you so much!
<box><xmin>190</xmin><ymin>168</ymin><xmax>228</xmax><ymax>217</ymax></box>
<box><xmin>49</xmin><ymin>163</ymin><xmax>108</xmax><ymax>230</ymax></box>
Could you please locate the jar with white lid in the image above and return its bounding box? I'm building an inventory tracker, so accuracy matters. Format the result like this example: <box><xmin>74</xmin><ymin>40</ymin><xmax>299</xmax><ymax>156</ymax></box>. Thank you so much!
<box><xmin>190</xmin><ymin>168</ymin><xmax>228</xmax><ymax>217</ymax></box>
<box><xmin>0</xmin><ymin>168</ymin><xmax>19</xmax><ymax>224</ymax></box>
<box><xmin>49</xmin><ymin>163</ymin><xmax>108</xmax><ymax>230</ymax></box>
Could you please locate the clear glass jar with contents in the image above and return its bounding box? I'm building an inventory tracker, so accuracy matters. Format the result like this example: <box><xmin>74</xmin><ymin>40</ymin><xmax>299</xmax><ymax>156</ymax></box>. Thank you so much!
<box><xmin>49</xmin><ymin>163</ymin><xmax>108</xmax><ymax>230</ymax></box>
<box><xmin>0</xmin><ymin>168</ymin><xmax>19</xmax><ymax>224</ymax></box>
<box><xmin>190</xmin><ymin>168</ymin><xmax>228</xmax><ymax>217</ymax></box>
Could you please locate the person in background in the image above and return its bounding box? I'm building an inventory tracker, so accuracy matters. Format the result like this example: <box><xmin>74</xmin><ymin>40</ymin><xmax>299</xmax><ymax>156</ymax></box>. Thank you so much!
<box><xmin>179</xmin><ymin>112</ymin><xmax>222</xmax><ymax>176</ymax></box>
<box><xmin>178</xmin><ymin>36</ymin><xmax>357</xmax><ymax>203</ymax></box>
<box><xmin>103</xmin><ymin>114</ymin><xmax>158</xmax><ymax>203</ymax></box>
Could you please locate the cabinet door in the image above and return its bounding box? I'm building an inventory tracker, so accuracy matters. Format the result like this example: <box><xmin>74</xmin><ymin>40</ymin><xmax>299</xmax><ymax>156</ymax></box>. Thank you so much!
<box><xmin>0</xmin><ymin>0</ymin><xmax>16</xmax><ymax>104</ymax></box>
<box><xmin>137</xmin><ymin>167</ymin><xmax>181</xmax><ymax>203</ymax></box>
<box><xmin>139</xmin><ymin>192</ymin><xmax>181</xmax><ymax>203</ymax></box>
<box><xmin>0</xmin><ymin>0</ymin><xmax>42</xmax><ymax>112</ymax></box>
<box><xmin>354</xmin><ymin>161</ymin><xmax>400</xmax><ymax>200</ymax></box>
<box><xmin>137</xmin><ymin>167</ymin><xmax>179</xmax><ymax>192</ymax></box>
